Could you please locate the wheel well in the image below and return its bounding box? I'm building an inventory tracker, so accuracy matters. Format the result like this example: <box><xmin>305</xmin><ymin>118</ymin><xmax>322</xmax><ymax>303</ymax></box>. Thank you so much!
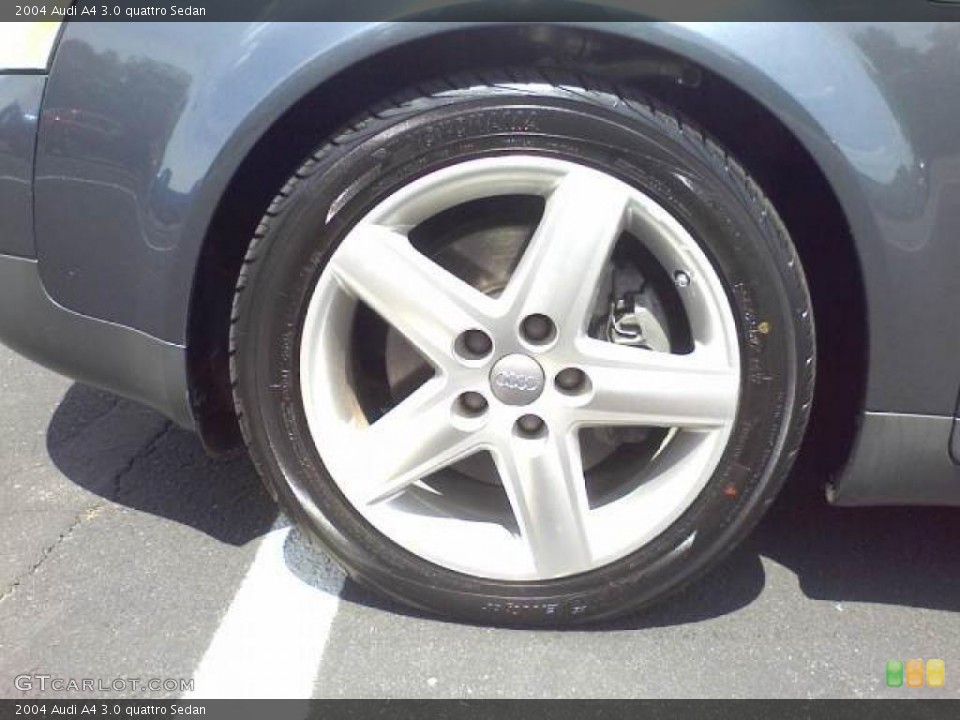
<box><xmin>188</xmin><ymin>24</ymin><xmax>868</xmax><ymax>472</ymax></box>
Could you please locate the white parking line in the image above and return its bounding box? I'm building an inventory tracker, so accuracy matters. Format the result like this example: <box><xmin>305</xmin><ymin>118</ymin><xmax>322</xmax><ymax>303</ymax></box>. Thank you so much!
<box><xmin>184</xmin><ymin>523</ymin><xmax>345</xmax><ymax>699</ymax></box>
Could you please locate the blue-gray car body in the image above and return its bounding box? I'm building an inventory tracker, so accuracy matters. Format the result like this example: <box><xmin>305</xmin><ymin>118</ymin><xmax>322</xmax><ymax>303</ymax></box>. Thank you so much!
<box><xmin>2</xmin><ymin>16</ymin><xmax>960</xmax><ymax>505</ymax></box>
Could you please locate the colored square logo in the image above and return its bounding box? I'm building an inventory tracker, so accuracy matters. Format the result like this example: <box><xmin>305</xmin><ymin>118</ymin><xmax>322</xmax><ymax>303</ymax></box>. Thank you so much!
<box><xmin>886</xmin><ymin>660</ymin><xmax>903</xmax><ymax>687</ymax></box>
<box><xmin>927</xmin><ymin>659</ymin><xmax>945</xmax><ymax>688</ymax></box>
<box><xmin>906</xmin><ymin>659</ymin><xmax>925</xmax><ymax>688</ymax></box>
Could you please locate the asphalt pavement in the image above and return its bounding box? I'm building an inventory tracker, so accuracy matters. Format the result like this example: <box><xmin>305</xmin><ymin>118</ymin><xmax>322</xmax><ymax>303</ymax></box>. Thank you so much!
<box><xmin>1</xmin><ymin>342</ymin><xmax>958</xmax><ymax>699</ymax></box>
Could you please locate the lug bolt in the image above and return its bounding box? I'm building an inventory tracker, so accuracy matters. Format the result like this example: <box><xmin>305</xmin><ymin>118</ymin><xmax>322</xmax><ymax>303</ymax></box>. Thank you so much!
<box><xmin>457</xmin><ymin>329</ymin><xmax>493</xmax><ymax>359</ymax></box>
<box><xmin>516</xmin><ymin>414</ymin><xmax>546</xmax><ymax>437</ymax></box>
<box><xmin>521</xmin><ymin>314</ymin><xmax>556</xmax><ymax>344</ymax></box>
<box><xmin>674</xmin><ymin>271</ymin><xmax>691</xmax><ymax>288</ymax></box>
<box><xmin>555</xmin><ymin>367</ymin><xmax>587</xmax><ymax>393</ymax></box>
<box><xmin>458</xmin><ymin>391</ymin><xmax>488</xmax><ymax>416</ymax></box>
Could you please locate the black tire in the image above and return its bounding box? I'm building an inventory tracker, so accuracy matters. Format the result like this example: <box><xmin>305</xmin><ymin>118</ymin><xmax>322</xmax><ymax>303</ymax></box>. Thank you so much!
<box><xmin>230</xmin><ymin>70</ymin><xmax>814</xmax><ymax>626</ymax></box>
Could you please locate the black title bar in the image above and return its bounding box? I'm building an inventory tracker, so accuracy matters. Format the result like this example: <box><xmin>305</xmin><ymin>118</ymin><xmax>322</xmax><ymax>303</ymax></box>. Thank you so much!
<box><xmin>0</xmin><ymin>700</ymin><xmax>958</xmax><ymax>720</ymax></box>
<box><xmin>4</xmin><ymin>0</ymin><xmax>960</xmax><ymax>22</ymax></box>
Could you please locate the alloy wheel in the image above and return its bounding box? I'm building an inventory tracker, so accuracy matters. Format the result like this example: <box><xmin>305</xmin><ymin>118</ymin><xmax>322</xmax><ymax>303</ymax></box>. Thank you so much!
<box><xmin>299</xmin><ymin>155</ymin><xmax>741</xmax><ymax>581</ymax></box>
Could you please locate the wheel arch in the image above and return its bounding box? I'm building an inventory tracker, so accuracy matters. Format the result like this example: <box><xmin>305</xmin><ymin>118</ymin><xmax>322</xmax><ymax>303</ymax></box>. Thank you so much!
<box><xmin>187</xmin><ymin>23</ymin><xmax>870</xmax><ymax>469</ymax></box>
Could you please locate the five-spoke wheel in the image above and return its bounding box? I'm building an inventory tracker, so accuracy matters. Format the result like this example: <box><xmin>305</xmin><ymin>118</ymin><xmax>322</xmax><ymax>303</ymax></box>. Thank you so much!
<box><xmin>231</xmin><ymin>73</ymin><xmax>813</xmax><ymax>624</ymax></box>
<box><xmin>301</xmin><ymin>157</ymin><xmax>741</xmax><ymax>580</ymax></box>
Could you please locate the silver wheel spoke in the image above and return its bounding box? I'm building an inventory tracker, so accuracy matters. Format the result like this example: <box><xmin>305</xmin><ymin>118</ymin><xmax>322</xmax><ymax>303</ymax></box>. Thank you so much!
<box><xmin>494</xmin><ymin>430</ymin><xmax>593</xmax><ymax>577</ymax></box>
<box><xmin>505</xmin><ymin>169</ymin><xmax>632</xmax><ymax>332</ymax></box>
<box><xmin>574</xmin><ymin>339</ymin><xmax>740</xmax><ymax>429</ymax></box>
<box><xmin>354</xmin><ymin>380</ymin><xmax>478</xmax><ymax>505</ymax></box>
<box><xmin>328</xmin><ymin>225</ymin><xmax>492</xmax><ymax>369</ymax></box>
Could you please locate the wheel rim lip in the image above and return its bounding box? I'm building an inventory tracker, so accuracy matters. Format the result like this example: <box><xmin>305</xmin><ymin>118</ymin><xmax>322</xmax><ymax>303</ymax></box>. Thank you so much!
<box><xmin>299</xmin><ymin>155</ymin><xmax>740</xmax><ymax>582</ymax></box>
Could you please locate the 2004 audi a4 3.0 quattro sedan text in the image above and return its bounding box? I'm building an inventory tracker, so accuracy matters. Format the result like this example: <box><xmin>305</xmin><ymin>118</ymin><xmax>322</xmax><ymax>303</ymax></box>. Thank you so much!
<box><xmin>2</xmin><ymin>17</ymin><xmax>960</xmax><ymax>625</ymax></box>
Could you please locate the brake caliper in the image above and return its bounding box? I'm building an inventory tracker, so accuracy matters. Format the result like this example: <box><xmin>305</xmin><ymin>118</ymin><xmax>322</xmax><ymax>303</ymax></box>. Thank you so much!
<box><xmin>602</xmin><ymin>267</ymin><xmax>671</xmax><ymax>353</ymax></box>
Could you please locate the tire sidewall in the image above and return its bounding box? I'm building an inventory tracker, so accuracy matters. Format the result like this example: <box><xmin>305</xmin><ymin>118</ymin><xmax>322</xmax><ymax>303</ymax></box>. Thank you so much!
<box><xmin>234</xmin><ymin>87</ymin><xmax>810</xmax><ymax>625</ymax></box>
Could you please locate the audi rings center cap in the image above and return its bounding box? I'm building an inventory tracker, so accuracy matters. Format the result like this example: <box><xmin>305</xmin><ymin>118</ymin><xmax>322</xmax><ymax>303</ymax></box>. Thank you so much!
<box><xmin>489</xmin><ymin>354</ymin><xmax>545</xmax><ymax>405</ymax></box>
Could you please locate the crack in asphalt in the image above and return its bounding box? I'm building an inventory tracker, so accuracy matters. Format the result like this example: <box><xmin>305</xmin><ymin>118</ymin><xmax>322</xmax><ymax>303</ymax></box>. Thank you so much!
<box><xmin>0</xmin><ymin>503</ymin><xmax>110</xmax><ymax>605</ymax></box>
<box><xmin>0</xmin><ymin>395</ymin><xmax>125</xmax><ymax>486</ymax></box>
<box><xmin>0</xmin><ymin>419</ymin><xmax>175</xmax><ymax>605</ymax></box>
<box><xmin>106</xmin><ymin>420</ymin><xmax>175</xmax><ymax>496</ymax></box>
